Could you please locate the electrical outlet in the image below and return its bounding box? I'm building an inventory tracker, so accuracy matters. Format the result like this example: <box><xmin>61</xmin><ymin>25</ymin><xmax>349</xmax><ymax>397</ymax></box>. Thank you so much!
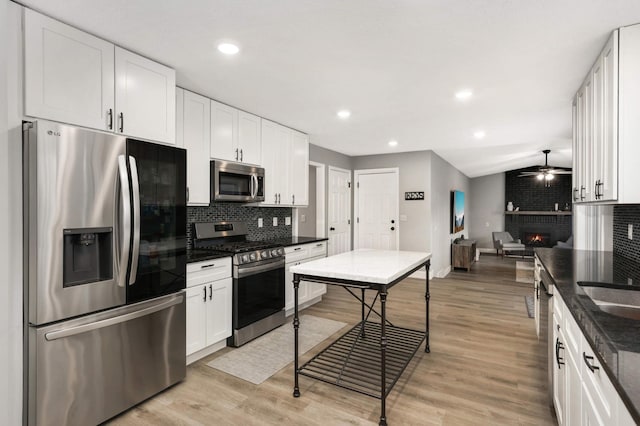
<box><xmin>301</xmin><ymin>214</ymin><xmax>306</xmax><ymax>223</ymax></box>
<box><xmin>629</xmin><ymin>278</ymin><xmax>633</xmax><ymax>286</ymax></box>
<box><xmin>258</xmin><ymin>218</ymin><xmax>263</xmax><ymax>228</ymax></box>
<box><xmin>629</xmin><ymin>224</ymin><xmax>633</xmax><ymax>240</ymax></box>
<box><xmin>285</xmin><ymin>216</ymin><xmax>291</xmax><ymax>226</ymax></box>
<box><xmin>273</xmin><ymin>217</ymin><xmax>278</xmax><ymax>226</ymax></box>
<box><xmin>485</xmin><ymin>222</ymin><xmax>490</xmax><ymax>228</ymax></box>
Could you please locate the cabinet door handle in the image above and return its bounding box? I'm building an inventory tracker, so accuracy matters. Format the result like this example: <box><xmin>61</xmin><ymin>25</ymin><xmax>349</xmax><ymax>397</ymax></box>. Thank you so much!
<box><xmin>292</xmin><ymin>194</ymin><xmax>295</xmax><ymax>205</ymax></box>
<box><xmin>107</xmin><ymin>108</ymin><xmax>113</xmax><ymax>130</ymax></box>
<box><xmin>186</xmin><ymin>186</ymin><xmax>189</xmax><ymax>202</ymax></box>
<box><xmin>200</xmin><ymin>263</ymin><xmax>216</xmax><ymax>269</ymax></box>
<box><xmin>390</xmin><ymin>227</ymin><xmax>395</xmax><ymax>231</ymax></box>
<box><xmin>583</xmin><ymin>352</ymin><xmax>600</xmax><ymax>372</ymax></box>
<box><xmin>555</xmin><ymin>338</ymin><xmax>565</xmax><ymax>368</ymax></box>
<box><xmin>119</xmin><ymin>112</ymin><xmax>124</xmax><ymax>133</ymax></box>
<box><xmin>573</xmin><ymin>188</ymin><xmax>578</xmax><ymax>202</ymax></box>
<box><xmin>209</xmin><ymin>284</ymin><xmax>212</xmax><ymax>300</ymax></box>
<box><xmin>580</xmin><ymin>186</ymin><xmax>586</xmax><ymax>201</ymax></box>
<box><xmin>203</xmin><ymin>286</ymin><xmax>207</xmax><ymax>302</ymax></box>
<box><xmin>329</xmin><ymin>227</ymin><xmax>335</xmax><ymax>231</ymax></box>
<box><xmin>294</xmin><ymin>247</ymin><xmax>302</xmax><ymax>251</ymax></box>
<box><xmin>235</xmin><ymin>148</ymin><xmax>239</xmax><ymax>161</ymax></box>
<box><xmin>277</xmin><ymin>193</ymin><xmax>281</xmax><ymax>204</ymax></box>
<box><xmin>316</xmin><ymin>243</ymin><xmax>323</xmax><ymax>247</ymax></box>
<box><xmin>240</xmin><ymin>149</ymin><xmax>243</xmax><ymax>162</ymax></box>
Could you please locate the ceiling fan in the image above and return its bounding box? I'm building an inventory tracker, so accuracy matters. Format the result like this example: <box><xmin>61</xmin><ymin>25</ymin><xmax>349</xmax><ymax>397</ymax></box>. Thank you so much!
<box><xmin>518</xmin><ymin>149</ymin><xmax>571</xmax><ymax>185</ymax></box>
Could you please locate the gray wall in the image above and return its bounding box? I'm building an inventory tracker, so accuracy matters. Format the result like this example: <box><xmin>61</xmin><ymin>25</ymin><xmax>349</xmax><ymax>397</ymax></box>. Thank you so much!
<box><xmin>352</xmin><ymin>151</ymin><xmax>431</xmax><ymax>253</ymax></box>
<box><xmin>297</xmin><ymin>165</ymin><xmax>317</xmax><ymax>237</ymax></box>
<box><xmin>429</xmin><ymin>152</ymin><xmax>471</xmax><ymax>276</ymax></box>
<box><xmin>1</xmin><ymin>3</ymin><xmax>23</xmax><ymax>423</ymax></box>
<box><xmin>469</xmin><ymin>173</ymin><xmax>505</xmax><ymax>249</ymax></box>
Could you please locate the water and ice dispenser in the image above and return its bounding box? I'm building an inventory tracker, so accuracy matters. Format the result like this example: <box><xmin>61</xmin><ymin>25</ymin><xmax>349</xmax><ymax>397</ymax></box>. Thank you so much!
<box><xmin>63</xmin><ymin>227</ymin><xmax>113</xmax><ymax>287</ymax></box>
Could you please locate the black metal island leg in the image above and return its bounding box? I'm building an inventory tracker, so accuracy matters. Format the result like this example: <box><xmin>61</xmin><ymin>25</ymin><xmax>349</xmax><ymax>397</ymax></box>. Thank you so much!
<box><xmin>425</xmin><ymin>260</ymin><xmax>431</xmax><ymax>353</ymax></box>
<box><xmin>379</xmin><ymin>289</ymin><xmax>387</xmax><ymax>426</ymax></box>
<box><xmin>293</xmin><ymin>273</ymin><xmax>301</xmax><ymax>398</ymax></box>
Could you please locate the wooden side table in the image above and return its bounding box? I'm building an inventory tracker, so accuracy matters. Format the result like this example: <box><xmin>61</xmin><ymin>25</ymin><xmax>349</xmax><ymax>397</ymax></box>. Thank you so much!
<box><xmin>452</xmin><ymin>239</ymin><xmax>477</xmax><ymax>271</ymax></box>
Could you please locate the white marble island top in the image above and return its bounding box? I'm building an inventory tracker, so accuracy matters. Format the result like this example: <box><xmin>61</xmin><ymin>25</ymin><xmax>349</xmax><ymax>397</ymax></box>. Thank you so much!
<box><xmin>290</xmin><ymin>249</ymin><xmax>431</xmax><ymax>285</ymax></box>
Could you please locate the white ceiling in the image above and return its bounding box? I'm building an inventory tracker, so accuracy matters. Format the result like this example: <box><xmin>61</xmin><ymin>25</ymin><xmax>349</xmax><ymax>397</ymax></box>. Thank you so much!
<box><xmin>19</xmin><ymin>0</ymin><xmax>640</xmax><ymax>177</ymax></box>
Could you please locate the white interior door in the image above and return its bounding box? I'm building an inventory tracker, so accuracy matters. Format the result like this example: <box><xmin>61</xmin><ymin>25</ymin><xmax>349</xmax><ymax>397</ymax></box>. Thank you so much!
<box><xmin>328</xmin><ymin>166</ymin><xmax>351</xmax><ymax>256</ymax></box>
<box><xmin>355</xmin><ymin>169</ymin><xmax>399</xmax><ymax>250</ymax></box>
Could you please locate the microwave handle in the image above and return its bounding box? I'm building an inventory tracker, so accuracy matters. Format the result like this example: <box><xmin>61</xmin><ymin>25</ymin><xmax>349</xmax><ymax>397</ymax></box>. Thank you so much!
<box><xmin>251</xmin><ymin>174</ymin><xmax>258</xmax><ymax>198</ymax></box>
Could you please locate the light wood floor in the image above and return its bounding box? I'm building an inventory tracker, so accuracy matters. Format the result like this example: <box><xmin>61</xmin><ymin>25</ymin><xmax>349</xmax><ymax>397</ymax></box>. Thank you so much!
<box><xmin>109</xmin><ymin>254</ymin><xmax>555</xmax><ymax>425</ymax></box>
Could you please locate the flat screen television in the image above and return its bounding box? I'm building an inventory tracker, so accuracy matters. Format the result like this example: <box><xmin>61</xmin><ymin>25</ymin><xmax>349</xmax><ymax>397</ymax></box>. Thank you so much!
<box><xmin>451</xmin><ymin>190</ymin><xmax>465</xmax><ymax>233</ymax></box>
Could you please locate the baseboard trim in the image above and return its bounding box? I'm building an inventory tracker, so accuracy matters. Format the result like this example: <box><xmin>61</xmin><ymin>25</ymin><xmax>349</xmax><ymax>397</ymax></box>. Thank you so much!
<box><xmin>478</xmin><ymin>248</ymin><xmax>496</xmax><ymax>254</ymax></box>
<box><xmin>187</xmin><ymin>339</ymin><xmax>227</xmax><ymax>365</ymax></box>
<box><xmin>435</xmin><ymin>266</ymin><xmax>451</xmax><ymax>278</ymax></box>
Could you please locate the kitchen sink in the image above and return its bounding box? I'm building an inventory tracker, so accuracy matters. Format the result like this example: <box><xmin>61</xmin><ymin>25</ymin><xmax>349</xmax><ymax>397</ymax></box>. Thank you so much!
<box><xmin>579</xmin><ymin>283</ymin><xmax>640</xmax><ymax>321</ymax></box>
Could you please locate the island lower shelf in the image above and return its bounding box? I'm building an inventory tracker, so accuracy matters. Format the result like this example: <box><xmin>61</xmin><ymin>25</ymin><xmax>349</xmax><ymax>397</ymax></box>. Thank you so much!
<box><xmin>298</xmin><ymin>320</ymin><xmax>426</xmax><ymax>398</ymax></box>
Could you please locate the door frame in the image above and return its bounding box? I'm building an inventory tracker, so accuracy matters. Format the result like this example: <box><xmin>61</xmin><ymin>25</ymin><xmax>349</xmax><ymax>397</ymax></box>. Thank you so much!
<box><xmin>293</xmin><ymin>161</ymin><xmax>326</xmax><ymax>238</ymax></box>
<box><xmin>354</xmin><ymin>168</ymin><xmax>399</xmax><ymax>250</ymax></box>
<box><xmin>328</xmin><ymin>165</ymin><xmax>352</xmax><ymax>254</ymax></box>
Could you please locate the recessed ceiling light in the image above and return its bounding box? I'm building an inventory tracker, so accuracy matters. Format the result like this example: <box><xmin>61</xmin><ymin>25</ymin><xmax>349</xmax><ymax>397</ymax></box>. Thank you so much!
<box><xmin>388</xmin><ymin>140</ymin><xmax>398</xmax><ymax>147</ymax></box>
<box><xmin>473</xmin><ymin>131</ymin><xmax>486</xmax><ymax>139</ymax></box>
<box><xmin>455</xmin><ymin>90</ymin><xmax>473</xmax><ymax>100</ymax></box>
<box><xmin>218</xmin><ymin>43</ymin><xmax>239</xmax><ymax>55</ymax></box>
<box><xmin>337</xmin><ymin>110</ymin><xmax>351</xmax><ymax>119</ymax></box>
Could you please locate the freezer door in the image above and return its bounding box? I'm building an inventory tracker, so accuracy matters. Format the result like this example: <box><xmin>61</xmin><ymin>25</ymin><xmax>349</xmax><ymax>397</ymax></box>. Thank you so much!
<box><xmin>126</xmin><ymin>139</ymin><xmax>187</xmax><ymax>303</ymax></box>
<box><xmin>24</xmin><ymin>121</ymin><xmax>128</xmax><ymax>325</ymax></box>
<box><xmin>27</xmin><ymin>292</ymin><xmax>186</xmax><ymax>426</ymax></box>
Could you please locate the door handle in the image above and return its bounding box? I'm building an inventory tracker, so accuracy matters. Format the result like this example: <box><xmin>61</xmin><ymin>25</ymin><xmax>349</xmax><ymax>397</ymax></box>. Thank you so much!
<box><xmin>107</xmin><ymin>108</ymin><xmax>113</xmax><ymax>130</ymax></box>
<box><xmin>128</xmin><ymin>156</ymin><xmax>141</xmax><ymax>285</ymax></box>
<box><xmin>45</xmin><ymin>294</ymin><xmax>184</xmax><ymax>341</ymax></box>
<box><xmin>117</xmin><ymin>155</ymin><xmax>132</xmax><ymax>287</ymax></box>
<box><xmin>555</xmin><ymin>338</ymin><xmax>565</xmax><ymax>368</ymax></box>
<box><xmin>583</xmin><ymin>353</ymin><xmax>600</xmax><ymax>372</ymax></box>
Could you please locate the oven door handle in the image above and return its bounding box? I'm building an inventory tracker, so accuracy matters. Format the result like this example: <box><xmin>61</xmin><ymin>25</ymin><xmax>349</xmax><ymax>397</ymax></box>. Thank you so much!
<box><xmin>236</xmin><ymin>258</ymin><xmax>285</xmax><ymax>278</ymax></box>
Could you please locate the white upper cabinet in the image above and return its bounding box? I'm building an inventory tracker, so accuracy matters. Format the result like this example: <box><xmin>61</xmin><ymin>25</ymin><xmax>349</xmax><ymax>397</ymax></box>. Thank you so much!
<box><xmin>176</xmin><ymin>88</ymin><xmax>211</xmax><ymax>205</ymax></box>
<box><xmin>290</xmin><ymin>130</ymin><xmax>309</xmax><ymax>206</ymax></box>
<box><xmin>24</xmin><ymin>9</ymin><xmax>176</xmax><ymax>145</ymax></box>
<box><xmin>24</xmin><ymin>9</ymin><xmax>115</xmax><ymax>131</ymax></box>
<box><xmin>260</xmin><ymin>120</ymin><xmax>309</xmax><ymax>207</ymax></box>
<box><xmin>237</xmin><ymin>111</ymin><xmax>262</xmax><ymax>165</ymax></box>
<box><xmin>210</xmin><ymin>100</ymin><xmax>262</xmax><ymax>165</ymax></box>
<box><xmin>210</xmin><ymin>100</ymin><xmax>237</xmax><ymax>162</ymax></box>
<box><xmin>573</xmin><ymin>25</ymin><xmax>640</xmax><ymax>204</ymax></box>
<box><xmin>115</xmin><ymin>47</ymin><xmax>176</xmax><ymax>144</ymax></box>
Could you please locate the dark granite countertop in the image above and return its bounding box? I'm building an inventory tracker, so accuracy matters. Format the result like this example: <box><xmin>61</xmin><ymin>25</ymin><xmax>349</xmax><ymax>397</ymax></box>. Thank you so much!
<box><xmin>535</xmin><ymin>248</ymin><xmax>640</xmax><ymax>422</ymax></box>
<box><xmin>186</xmin><ymin>249</ymin><xmax>231</xmax><ymax>264</ymax></box>
<box><xmin>255</xmin><ymin>236</ymin><xmax>328</xmax><ymax>247</ymax></box>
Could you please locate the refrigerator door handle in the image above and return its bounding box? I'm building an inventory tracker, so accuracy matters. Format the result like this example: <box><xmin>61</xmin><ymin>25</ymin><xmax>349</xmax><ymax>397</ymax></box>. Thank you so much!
<box><xmin>44</xmin><ymin>294</ymin><xmax>184</xmax><ymax>341</ymax></box>
<box><xmin>117</xmin><ymin>155</ymin><xmax>132</xmax><ymax>287</ymax></box>
<box><xmin>128</xmin><ymin>156</ymin><xmax>141</xmax><ymax>285</ymax></box>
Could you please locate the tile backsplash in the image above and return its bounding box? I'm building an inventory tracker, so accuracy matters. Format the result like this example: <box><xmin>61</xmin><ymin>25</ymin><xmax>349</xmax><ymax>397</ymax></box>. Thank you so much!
<box><xmin>613</xmin><ymin>205</ymin><xmax>640</xmax><ymax>261</ymax></box>
<box><xmin>187</xmin><ymin>203</ymin><xmax>293</xmax><ymax>248</ymax></box>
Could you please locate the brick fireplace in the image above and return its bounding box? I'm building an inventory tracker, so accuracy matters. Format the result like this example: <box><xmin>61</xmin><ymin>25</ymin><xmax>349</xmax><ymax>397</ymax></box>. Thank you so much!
<box><xmin>504</xmin><ymin>167</ymin><xmax>573</xmax><ymax>247</ymax></box>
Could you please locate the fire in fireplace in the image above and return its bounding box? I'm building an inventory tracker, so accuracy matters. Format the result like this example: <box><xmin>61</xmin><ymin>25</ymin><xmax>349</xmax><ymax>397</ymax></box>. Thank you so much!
<box><xmin>524</xmin><ymin>232</ymin><xmax>551</xmax><ymax>247</ymax></box>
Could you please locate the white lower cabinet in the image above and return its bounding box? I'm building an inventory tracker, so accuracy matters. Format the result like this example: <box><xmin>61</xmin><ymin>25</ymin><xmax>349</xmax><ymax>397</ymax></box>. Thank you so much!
<box><xmin>186</xmin><ymin>258</ymin><xmax>232</xmax><ymax>363</ymax></box>
<box><xmin>284</xmin><ymin>241</ymin><xmax>327</xmax><ymax>315</ymax></box>
<box><xmin>553</xmin><ymin>290</ymin><xmax>634</xmax><ymax>425</ymax></box>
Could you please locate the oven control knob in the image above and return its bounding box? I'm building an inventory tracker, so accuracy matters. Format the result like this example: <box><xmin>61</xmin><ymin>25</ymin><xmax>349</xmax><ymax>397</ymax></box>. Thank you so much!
<box><xmin>271</xmin><ymin>249</ymin><xmax>279</xmax><ymax>257</ymax></box>
<box><xmin>240</xmin><ymin>254</ymin><xmax>250</xmax><ymax>264</ymax></box>
<box><xmin>250</xmin><ymin>253</ymin><xmax>257</xmax><ymax>261</ymax></box>
<box><xmin>261</xmin><ymin>250</ymin><xmax>270</xmax><ymax>259</ymax></box>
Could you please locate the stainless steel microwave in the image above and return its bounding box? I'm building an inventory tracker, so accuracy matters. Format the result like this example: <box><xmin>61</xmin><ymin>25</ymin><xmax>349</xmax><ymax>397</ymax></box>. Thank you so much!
<box><xmin>211</xmin><ymin>161</ymin><xmax>265</xmax><ymax>202</ymax></box>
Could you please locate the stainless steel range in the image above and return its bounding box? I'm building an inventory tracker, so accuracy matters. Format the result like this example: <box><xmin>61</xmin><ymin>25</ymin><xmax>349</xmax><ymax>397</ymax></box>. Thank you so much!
<box><xmin>193</xmin><ymin>222</ymin><xmax>285</xmax><ymax>346</ymax></box>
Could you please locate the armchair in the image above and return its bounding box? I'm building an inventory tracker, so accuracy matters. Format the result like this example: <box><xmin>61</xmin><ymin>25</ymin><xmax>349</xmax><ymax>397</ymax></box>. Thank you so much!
<box><xmin>492</xmin><ymin>231</ymin><xmax>525</xmax><ymax>257</ymax></box>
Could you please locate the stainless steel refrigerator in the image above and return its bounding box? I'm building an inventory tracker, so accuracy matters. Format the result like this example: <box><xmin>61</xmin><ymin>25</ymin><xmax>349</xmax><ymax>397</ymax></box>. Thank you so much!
<box><xmin>23</xmin><ymin>120</ymin><xmax>187</xmax><ymax>426</ymax></box>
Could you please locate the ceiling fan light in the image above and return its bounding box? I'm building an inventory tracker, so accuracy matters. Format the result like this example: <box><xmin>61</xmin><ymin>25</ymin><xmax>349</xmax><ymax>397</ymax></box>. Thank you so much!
<box><xmin>545</xmin><ymin>174</ymin><xmax>554</xmax><ymax>181</ymax></box>
<box><xmin>537</xmin><ymin>174</ymin><xmax>544</xmax><ymax>180</ymax></box>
